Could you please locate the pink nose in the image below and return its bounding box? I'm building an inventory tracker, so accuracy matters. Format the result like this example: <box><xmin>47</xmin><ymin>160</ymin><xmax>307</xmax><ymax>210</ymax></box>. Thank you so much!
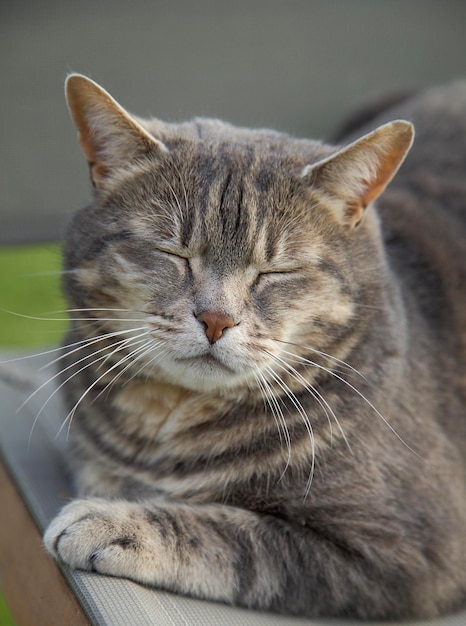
<box><xmin>197</xmin><ymin>311</ymin><xmax>235</xmax><ymax>344</ymax></box>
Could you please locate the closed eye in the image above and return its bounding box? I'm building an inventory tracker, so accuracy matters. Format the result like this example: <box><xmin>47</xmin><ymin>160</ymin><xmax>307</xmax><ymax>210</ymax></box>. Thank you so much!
<box><xmin>253</xmin><ymin>268</ymin><xmax>303</xmax><ymax>290</ymax></box>
<box><xmin>156</xmin><ymin>247</ymin><xmax>189</xmax><ymax>260</ymax></box>
<box><xmin>258</xmin><ymin>267</ymin><xmax>303</xmax><ymax>277</ymax></box>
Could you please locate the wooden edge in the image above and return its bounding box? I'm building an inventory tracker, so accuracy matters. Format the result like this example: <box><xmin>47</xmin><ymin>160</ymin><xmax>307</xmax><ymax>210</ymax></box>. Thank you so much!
<box><xmin>0</xmin><ymin>461</ymin><xmax>90</xmax><ymax>626</ymax></box>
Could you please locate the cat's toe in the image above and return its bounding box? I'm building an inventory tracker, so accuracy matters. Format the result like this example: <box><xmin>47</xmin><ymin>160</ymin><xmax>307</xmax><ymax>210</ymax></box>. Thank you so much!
<box><xmin>43</xmin><ymin>498</ymin><xmax>115</xmax><ymax>568</ymax></box>
<box><xmin>43</xmin><ymin>499</ymin><xmax>151</xmax><ymax>577</ymax></box>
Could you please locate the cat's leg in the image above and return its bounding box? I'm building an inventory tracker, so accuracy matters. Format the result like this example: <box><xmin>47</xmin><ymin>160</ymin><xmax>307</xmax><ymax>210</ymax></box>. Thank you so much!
<box><xmin>43</xmin><ymin>496</ymin><xmax>430</xmax><ymax>618</ymax></box>
<box><xmin>44</xmin><ymin>498</ymin><xmax>285</xmax><ymax>609</ymax></box>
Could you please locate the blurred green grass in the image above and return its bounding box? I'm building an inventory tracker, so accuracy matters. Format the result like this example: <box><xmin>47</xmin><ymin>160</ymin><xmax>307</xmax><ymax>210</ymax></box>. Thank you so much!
<box><xmin>0</xmin><ymin>590</ymin><xmax>14</xmax><ymax>626</ymax></box>
<box><xmin>0</xmin><ymin>243</ymin><xmax>67</xmax><ymax>347</ymax></box>
<box><xmin>0</xmin><ymin>243</ymin><xmax>67</xmax><ymax>625</ymax></box>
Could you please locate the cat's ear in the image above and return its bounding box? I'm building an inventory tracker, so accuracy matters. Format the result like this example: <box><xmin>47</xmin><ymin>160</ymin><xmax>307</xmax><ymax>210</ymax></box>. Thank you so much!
<box><xmin>65</xmin><ymin>74</ymin><xmax>167</xmax><ymax>189</ymax></box>
<box><xmin>302</xmin><ymin>120</ymin><xmax>414</xmax><ymax>228</ymax></box>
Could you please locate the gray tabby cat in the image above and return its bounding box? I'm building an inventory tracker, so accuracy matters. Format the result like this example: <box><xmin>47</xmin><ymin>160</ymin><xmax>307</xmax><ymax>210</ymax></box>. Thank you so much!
<box><xmin>44</xmin><ymin>74</ymin><xmax>466</xmax><ymax>619</ymax></box>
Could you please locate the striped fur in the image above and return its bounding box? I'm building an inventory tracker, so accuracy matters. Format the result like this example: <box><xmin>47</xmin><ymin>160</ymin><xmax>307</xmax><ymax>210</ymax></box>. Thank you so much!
<box><xmin>44</xmin><ymin>76</ymin><xmax>466</xmax><ymax>619</ymax></box>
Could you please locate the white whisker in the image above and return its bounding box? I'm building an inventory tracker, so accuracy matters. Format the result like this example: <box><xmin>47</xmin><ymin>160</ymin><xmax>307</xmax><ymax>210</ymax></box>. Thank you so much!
<box><xmin>94</xmin><ymin>339</ymin><xmax>165</xmax><ymax>400</ymax></box>
<box><xmin>26</xmin><ymin>332</ymin><xmax>150</xmax><ymax>449</ymax></box>
<box><xmin>19</xmin><ymin>270</ymin><xmax>76</xmax><ymax>277</ymax></box>
<box><xmin>26</xmin><ymin>333</ymin><xmax>151</xmax><ymax>449</ymax></box>
<box><xmin>171</xmin><ymin>161</ymin><xmax>190</xmax><ymax>215</ymax></box>
<box><xmin>277</xmin><ymin>339</ymin><xmax>367</xmax><ymax>382</ymax></box>
<box><xmin>0</xmin><ymin>344</ymin><xmax>72</xmax><ymax>366</ymax></box>
<box><xmin>158</xmin><ymin>168</ymin><xmax>186</xmax><ymax>226</ymax></box>
<box><xmin>0</xmin><ymin>321</ymin><xmax>146</xmax><ymax>367</ymax></box>
<box><xmin>41</xmin><ymin>326</ymin><xmax>148</xmax><ymax>370</ymax></box>
<box><xmin>280</xmin><ymin>348</ymin><xmax>422</xmax><ymax>460</ymax></box>
<box><xmin>126</xmin><ymin>343</ymin><xmax>170</xmax><ymax>383</ymax></box>
<box><xmin>0</xmin><ymin>308</ymin><xmax>148</xmax><ymax>323</ymax></box>
<box><xmin>262</xmin><ymin>363</ymin><xmax>315</xmax><ymax>498</ymax></box>
<box><xmin>254</xmin><ymin>367</ymin><xmax>292</xmax><ymax>480</ymax></box>
<box><xmin>20</xmin><ymin>329</ymin><xmax>149</xmax><ymax>412</ymax></box>
<box><xmin>57</xmin><ymin>334</ymin><xmax>153</xmax><ymax>441</ymax></box>
<box><xmin>265</xmin><ymin>350</ymin><xmax>353</xmax><ymax>454</ymax></box>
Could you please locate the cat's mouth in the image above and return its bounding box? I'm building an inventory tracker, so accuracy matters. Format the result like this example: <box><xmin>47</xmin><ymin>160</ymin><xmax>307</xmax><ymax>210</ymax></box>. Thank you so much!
<box><xmin>175</xmin><ymin>352</ymin><xmax>236</xmax><ymax>374</ymax></box>
<box><xmin>163</xmin><ymin>351</ymin><xmax>250</xmax><ymax>392</ymax></box>
<box><xmin>176</xmin><ymin>351</ymin><xmax>242</xmax><ymax>378</ymax></box>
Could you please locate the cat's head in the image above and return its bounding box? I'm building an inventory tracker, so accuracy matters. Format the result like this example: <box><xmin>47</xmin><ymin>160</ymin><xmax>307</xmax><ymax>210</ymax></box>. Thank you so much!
<box><xmin>63</xmin><ymin>74</ymin><xmax>413</xmax><ymax>394</ymax></box>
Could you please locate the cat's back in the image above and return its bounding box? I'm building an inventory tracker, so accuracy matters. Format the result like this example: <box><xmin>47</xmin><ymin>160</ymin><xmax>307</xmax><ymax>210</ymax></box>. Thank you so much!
<box><xmin>363</xmin><ymin>82</ymin><xmax>466</xmax><ymax>454</ymax></box>
<box><xmin>375</xmin><ymin>81</ymin><xmax>466</xmax><ymax>303</ymax></box>
<box><xmin>351</xmin><ymin>82</ymin><xmax>466</xmax><ymax>311</ymax></box>
<box><xmin>348</xmin><ymin>81</ymin><xmax>466</xmax><ymax>227</ymax></box>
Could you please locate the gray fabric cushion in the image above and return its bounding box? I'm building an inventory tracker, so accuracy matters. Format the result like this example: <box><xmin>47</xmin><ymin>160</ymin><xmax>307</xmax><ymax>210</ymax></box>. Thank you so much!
<box><xmin>1</xmin><ymin>352</ymin><xmax>465</xmax><ymax>626</ymax></box>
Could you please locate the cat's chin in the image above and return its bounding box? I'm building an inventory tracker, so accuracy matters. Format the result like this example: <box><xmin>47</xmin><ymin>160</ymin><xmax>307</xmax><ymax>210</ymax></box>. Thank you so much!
<box><xmin>154</xmin><ymin>353</ymin><xmax>253</xmax><ymax>394</ymax></box>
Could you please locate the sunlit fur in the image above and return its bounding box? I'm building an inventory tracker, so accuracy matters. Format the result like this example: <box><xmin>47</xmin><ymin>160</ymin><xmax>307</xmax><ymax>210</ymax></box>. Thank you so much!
<box><xmin>43</xmin><ymin>77</ymin><xmax>466</xmax><ymax>619</ymax></box>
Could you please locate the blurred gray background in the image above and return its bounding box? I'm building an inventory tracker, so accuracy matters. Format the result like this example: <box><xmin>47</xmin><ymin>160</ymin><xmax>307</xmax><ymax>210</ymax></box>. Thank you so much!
<box><xmin>1</xmin><ymin>0</ymin><xmax>466</xmax><ymax>244</ymax></box>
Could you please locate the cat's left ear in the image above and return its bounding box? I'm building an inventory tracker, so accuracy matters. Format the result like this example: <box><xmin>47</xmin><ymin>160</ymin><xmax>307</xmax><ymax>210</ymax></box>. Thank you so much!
<box><xmin>302</xmin><ymin>120</ymin><xmax>414</xmax><ymax>228</ymax></box>
<box><xmin>65</xmin><ymin>74</ymin><xmax>167</xmax><ymax>189</ymax></box>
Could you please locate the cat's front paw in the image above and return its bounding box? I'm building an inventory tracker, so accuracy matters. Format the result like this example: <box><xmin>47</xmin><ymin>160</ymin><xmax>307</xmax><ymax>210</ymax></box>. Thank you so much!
<box><xmin>43</xmin><ymin>498</ymin><xmax>159</xmax><ymax>579</ymax></box>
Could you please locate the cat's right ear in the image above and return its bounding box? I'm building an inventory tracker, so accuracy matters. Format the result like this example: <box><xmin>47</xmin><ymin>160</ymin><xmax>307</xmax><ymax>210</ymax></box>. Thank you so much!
<box><xmin>65</xmin><ymin>74</ymin><xmax>167</xmax><ymax>189</ymax></box>
<box><xmin>302</xmin><ymin>120</ymin><xmax>414</xmax><ymax>228</ymax></box>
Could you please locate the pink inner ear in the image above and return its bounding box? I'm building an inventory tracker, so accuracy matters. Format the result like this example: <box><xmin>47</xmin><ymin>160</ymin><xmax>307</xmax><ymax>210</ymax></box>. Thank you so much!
<box><xmin>361</xmin><ymin>157</ymin><xmax>400</xmax><ymax>207</ymax></box>
<box><xmin>342</xmin><ymin>144</ymin><xmax>408</xmax><ymax>229</ymax></box>
<box><xmin>344</xmin><ymin>200</ymin><xmax>365</xmax><ymax>229</ymax></box>
<box><xmin>363</xmin><ymin>182</ymin><xmax>386</xmax><ymax>207</ymax></box>
<box><xmin>359</xmin><ymin>125</ymin><xmax>414</xmax><ymax>208</ymax></box>
<box><xmin>77</xmin><ymin>129</ymin><xmax>97</xmax><ymax>164</ymax></box>
<box><xmin>77</xmin><ymin>129</ymin><xmax>109</xmax><ymax>183</ymax></box>
<box><xmin>349</xmin><ymin>169</ymin><xmax>397</xmax><ymax>228</ymax></box>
